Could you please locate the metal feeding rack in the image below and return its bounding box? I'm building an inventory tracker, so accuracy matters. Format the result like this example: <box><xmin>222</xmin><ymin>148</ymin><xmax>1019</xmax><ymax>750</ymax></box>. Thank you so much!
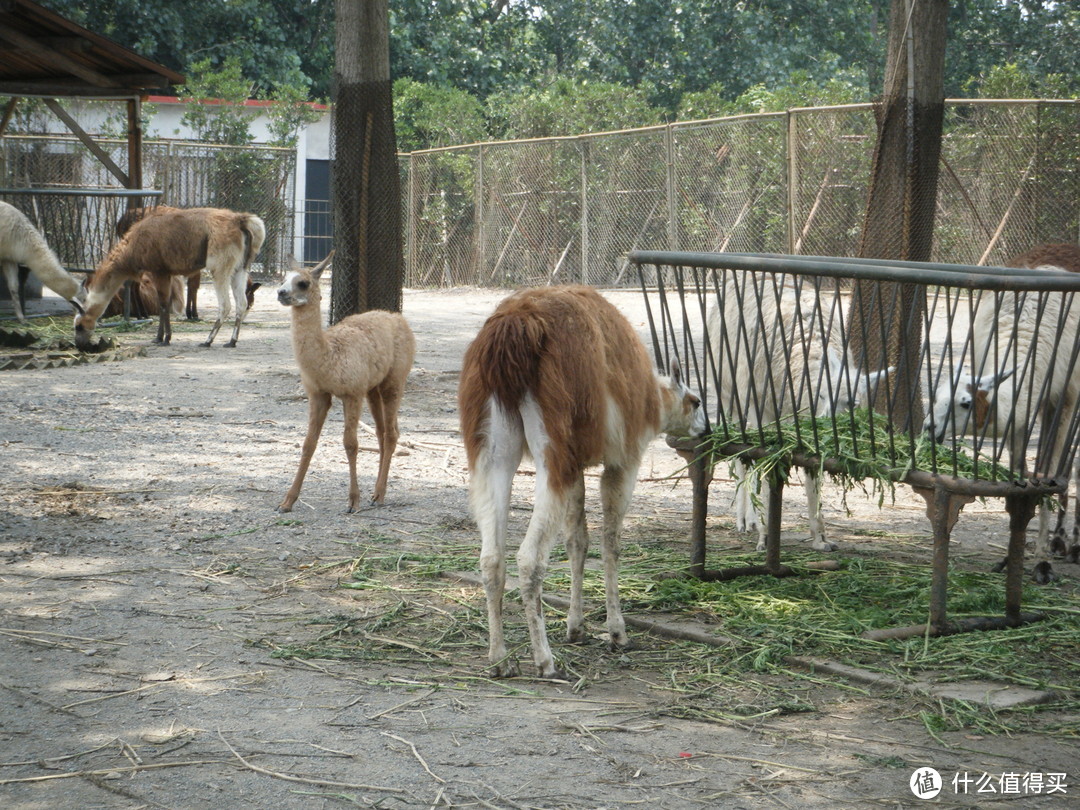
<box><xmin>633</xmin><ymin>250</ymin><xmax>1080</xmax><ymax>639</ymax></box>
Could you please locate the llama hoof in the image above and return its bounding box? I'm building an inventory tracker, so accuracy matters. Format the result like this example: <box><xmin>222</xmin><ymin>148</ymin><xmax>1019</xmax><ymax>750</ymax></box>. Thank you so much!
<box><xmin>991</xmin><ymin>557</ymin><xmax>1008</xmax><ymax>574</ymax></box>
<box><xmin>811</xmin><ymin>540</ymin><xmax>839</xmax><ymax>552</ymax></box>
<box><xmin>537</xmin><ymin>665</ymin><xmax>568</xmax><ymax>681</ymax></box>
<box><xmin>1066</xmin><ymin>543</ymin><xmax>1080</xmax><ymax>564</ymax></box>
<box><xmin>490</xmin><ymin>659</ymin><xmax>520</xmax><ymax>678</ymax></box>
<box><xmin>1032</xmin><ymin>561</ymin><xmax>1057</xmax><ymax>584</ymax></box>
<box><xmin>605</xmin><ymin>632</ymin><xmax>632</xmax><ymax>652</ymax></box>
<box><xmin>277</xmin><ymin>503</ymin><xmax>293</xmax><ymax>513</ymax></box>
<box><xmin>200</xmin><ymin>340</ymin><xmax>213</xmax><ymax>347</ymax></box>
<box><xmin>566</xmin><ymin>626</ymin><xmax>588</xmax><ymax>645</ymax></box>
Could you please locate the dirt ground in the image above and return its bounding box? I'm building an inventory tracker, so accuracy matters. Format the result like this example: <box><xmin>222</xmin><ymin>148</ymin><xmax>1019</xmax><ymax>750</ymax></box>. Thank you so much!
<box><xmin>0</xmin><ymin>285</ymin><xmax>1076</xmax><ymax>810</ymax></box>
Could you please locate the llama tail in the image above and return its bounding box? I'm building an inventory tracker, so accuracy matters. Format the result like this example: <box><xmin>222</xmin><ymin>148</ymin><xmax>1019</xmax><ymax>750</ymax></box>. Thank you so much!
<box><xmin>459</xmin><ymin>307</ymin><xmax>545</xmax><ymax>465</ymax></box>
<box><xmin>239</xmin><ymin>215</ymin><xmax>266</xmax><ymax>271</ymax></box>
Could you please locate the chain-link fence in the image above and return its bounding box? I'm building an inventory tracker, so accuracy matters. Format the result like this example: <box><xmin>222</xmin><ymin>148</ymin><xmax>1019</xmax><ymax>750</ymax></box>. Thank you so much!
<box><xmin>403</xmin><ymin>100</ymin><xmax>1078</xmax><ymax>288</ymax></box>
<box><xmin>0</xmin><ymin>135</ymin><xmax>295</xmax><ymax>281</ymax></box>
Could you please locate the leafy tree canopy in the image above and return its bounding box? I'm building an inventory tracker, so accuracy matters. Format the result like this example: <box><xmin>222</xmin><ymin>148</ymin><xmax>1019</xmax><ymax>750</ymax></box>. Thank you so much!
<box><xmin>35</xmin><ymin>0</ymin><xmax>1078</xmax><ymax>150</ymax></box>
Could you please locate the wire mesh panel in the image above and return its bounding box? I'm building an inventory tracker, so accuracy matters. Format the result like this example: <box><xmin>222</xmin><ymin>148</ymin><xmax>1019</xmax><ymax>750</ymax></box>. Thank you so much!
<box><xmin>936</xmin><ymin>101</ymin><xmax>1080</xmax><ymax>266</ymax></box>
<box><xmin>398</xmin><ymin>100</ymin><xmax>1077</xmax><ymax>289</ymax></box>
<box><xmin>0</xmin><ymin>187</ymin><xmax>162</xmax><ymax>273</ymax></box>
<box><xmin>404</xmin><ymin>146</ymin><xmax>480</xmax><ymax>287</ymax></box>
<box><xmin>479</xmin><ymin>138</ymin><xmax>583</xmax><ymax>288</ymax></box>
<box><xmin>673</xmin><ymin>114</ymin><xmax>791</xmax><ymax>256</ymax></box>
<box><xmin>581</xmin><ymin>127</ymin><xmax>668</xmax><ymax>285</ymax></box>
<box><xmin>788</xmin><ymin>106</ymin><xmax>876</xmax><ymax>257</ymax></box>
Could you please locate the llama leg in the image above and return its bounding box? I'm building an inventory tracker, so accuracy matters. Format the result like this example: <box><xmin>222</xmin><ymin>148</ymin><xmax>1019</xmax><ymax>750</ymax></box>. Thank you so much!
<box><xmin>342</xmin><ymin>394</ymin><xmax>363</xmax><ymax>513</ymax></box>
<box><xmin>733</xmin><ymin>458</ymin><xmax>757</xmax><ymax>533</ymax></box>
<box><xmin>756</xmin><ymin>472</ymin><xmax>771</xmax><ymax>552</ymax></box>
<box><xmin>368</xmin><ymin>380</ymin><xmax>403</xmax><ymax>504</ymax></box>
<box><xmin>154</xmin><ymin>275</ymin><xmax>173</xmax><ymax>344</ymax></box>
<box><xmin>186</xmin><ymin>274</ymin><xmax>199</xmax><ymax>320</ymax></box>
<box><xmin>3</xmin><ymin>261</ymin><xmax>24</xmax><ymax>321</ymax></box>
<box><xmin>805</xmin><ymin>469</ymin><xmax>836</xmax><ymax>551</ymax></box>
<box><xmin>472</xmin><ymin>398</ymin><xmax>524</xmax><ymax>677</ymax></box>
<box><xmin>600</xmin><ymin>463</ymin><xmax>637</xmax><ymax>651</ymax></box>
<box><xmin>201</xmin><ymin>271</ymin><xmax>232</xmax><ymax>346</ymax></box>
<box><xmin>518</xmin><ymin>393</ymin><xmax>569</xmax><ymax>679</ymax></box>
<box><xmin>564</xmin><ymin>475</ymin><xmax>589</xmax><ymax>644</ymax></box>
<box><xmin>279</xmin><ymin>391</ymin><xmax>331</xmax><ymax>512</ymax></box>
<box><xmin>224</xmin><ymin>270</ymin><xmax>249</xmax><ymax>347</ymax></box>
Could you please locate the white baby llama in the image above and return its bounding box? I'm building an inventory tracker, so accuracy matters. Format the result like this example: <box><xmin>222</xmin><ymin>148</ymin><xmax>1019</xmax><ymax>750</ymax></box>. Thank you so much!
<box><xmin>0</xmin><ymin>201</ymin><xmax>83</xmax><ymax>321</ymax></box>
<box><xmin>924</xmin><ymin>243</ymin><xmax>1080</xmax><ymax>582</ymax></box>
<box><xmin>459</xmin><ymin>285</ymin><xmax>706</xmax><ymax>679</ymax></box>
<box><xmin>707</xmin><ymin>272</ymin><xmax>892</xmax><ymax>552</ymax></box>
<box><xmin>276</xmin><ymin>253</ymin><xmax>415</xmax><ymax>513</ymax></box>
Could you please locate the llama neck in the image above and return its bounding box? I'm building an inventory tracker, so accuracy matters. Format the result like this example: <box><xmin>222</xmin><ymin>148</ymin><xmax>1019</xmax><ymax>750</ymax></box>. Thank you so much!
<box><xmin>289</xmin><ymin>298</ymin><xmax>331</xmax><ymax>363</ymax></box>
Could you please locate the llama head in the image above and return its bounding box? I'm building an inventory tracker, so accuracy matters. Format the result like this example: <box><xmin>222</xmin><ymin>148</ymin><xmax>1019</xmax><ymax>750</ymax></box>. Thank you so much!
<box><xmin>277</xmin><ymin>251</ymin><xmax>333</xmax><ymax>309</ymax></box>
<box><xmin>922</xmin><ymin>364</ymin><xmax>1013</xmax><ymax>442</ymax></box>
<box><xmin>813</xmin><ymin>346</ymin><xmax>893</xmax><ymax>418</ymax></box>
<box><xmin>659</xmin><ymin>357</ymin><xmax>708</xmax><ymax>438</ymax></box>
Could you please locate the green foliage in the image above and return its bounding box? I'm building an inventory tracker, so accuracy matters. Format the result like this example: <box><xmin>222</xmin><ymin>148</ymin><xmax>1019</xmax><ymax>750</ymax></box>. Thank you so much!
<box><xmin>393</xmin><ymin>78</ymin><xmax>487</xmax><ymax>152</ymax></box>
<box><xmin>180</xmin><ymin>57</ymin><xmax>257</xmax><ymax>146</ymax></box>
<box><xmin>486</xmin><ymin>77</ymin><xmax>663</xmax><ymax>140</ymax></box>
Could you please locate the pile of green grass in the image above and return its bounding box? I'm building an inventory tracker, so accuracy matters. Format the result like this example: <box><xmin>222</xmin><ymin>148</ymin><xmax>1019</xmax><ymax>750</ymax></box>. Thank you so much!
<box><xmin>707</xmin><ymin>408</ymin><xmax>1022</xmax><ymax>506</ymax></box>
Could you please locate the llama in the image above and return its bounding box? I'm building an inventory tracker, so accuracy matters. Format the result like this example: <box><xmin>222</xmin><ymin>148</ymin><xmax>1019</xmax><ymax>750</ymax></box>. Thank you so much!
<box><xmin>707</xmin><ymin>272</ymin><xmax>892</xmax><ymax>552</ymax></box>
<box><xmin>924</xmin><ymin>243</ymin><xmax>1080</xmax><ymax>582</ymax></box>
<box><xmin>75</xmin><ymin>206</ymin><xmax>265</xmax><ymax>349</ymax></box>
<box><xmin>0</xmin><ymin>201</ymin><xmax>83</xmax><ymax>321</ymax></box>
<box><xmin>116</xmin><ymin>205</ymin><xmax>261</xmax><ymax>321</ymax></box>
<box><xmin>102</xmin><ymin>273</ymin><xmax>185</xmax><ymax>320</ymax></box>
<box><xmin>276</xmin><ymin>253</ymin><xmax>415</xmax><ymax>513</ymax></box>
<box><xmin>459</xmin><ymin>285</ymin><xmax>707</xmax><ymax>679</ymax></box>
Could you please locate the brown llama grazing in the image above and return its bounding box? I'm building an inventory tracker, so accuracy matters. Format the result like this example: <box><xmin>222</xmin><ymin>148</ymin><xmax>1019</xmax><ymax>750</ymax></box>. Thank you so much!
<box><xmin>276</xmin><ymin>253</ymin><xmax>415</xmax><ymax>513</ymax></box>
<box><xmin>102</xmin><ymin>273</ymin><xmax>184</xmax><ymax>320</ymax></box>
<box><xmin>459</xmin><ymin>286</ymin><xmax>707</xmax><ymax>679</ymax></box>
<box><xmin>75</xmin><ymin>206</ymin><xmax>265</xmax><ymax>349</ymax></box>
<box><xmin>116</xmin><ymin>205</ymin><xmax>261</xmax><ymax>320</ymax></box>
<box><xmin>1</xmin><ymin>201</ymin><xmax>83</xmax><ymax>321</ymax></box>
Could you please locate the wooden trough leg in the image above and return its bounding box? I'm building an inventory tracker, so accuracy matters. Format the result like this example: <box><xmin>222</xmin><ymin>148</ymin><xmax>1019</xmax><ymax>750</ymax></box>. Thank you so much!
<box><xmin>675</xmin><ymin>443</ymin><xmax>712</xmax><ymax>580</ymax></box>
<box><xmin>1004</xmin><ymin>494</ymin><xmax>1038</xmax><ymax>624</ymax></box>
<box><xmin>764</xmin><ymin>467</ymin><xmax>785</xmax><ymax>576</ymax></box>
<box><xmin>863</xmin><ymin>485</ymin><xmax>1043</xmax><ymax>641</ymax></box>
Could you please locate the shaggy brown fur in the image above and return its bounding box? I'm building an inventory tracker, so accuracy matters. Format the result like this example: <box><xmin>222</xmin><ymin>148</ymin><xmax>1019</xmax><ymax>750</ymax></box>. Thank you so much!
<box><xmin>77</xmin><ymin>206</ymin><xmax>264</xmax><ymax>349</ymax></box>
<box><xmin>459</xmin><ymin>286</ymin><xmax>666</xmax><ymax>493</ymax></box>
<box><xmin>1009</xmin><ymin>243</ymin><xmax>1080</xmax><ymax>272</ymax></box>
<box><xmin>115</xmin><ymin>205</ymin><xmax>261</xmax><ymax>321</ymax></box>
<box><xmin>276</xmin><ymin>254</ymin><xmax>415</xmax><ymax>513</ymax></box>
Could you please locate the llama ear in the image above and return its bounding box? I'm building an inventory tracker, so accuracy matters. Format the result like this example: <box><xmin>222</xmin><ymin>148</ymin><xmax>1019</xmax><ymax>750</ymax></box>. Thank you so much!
<box><xmin>311</xmin><ymin>250</ymin><xmax>335</xmax><ymax>280</ymax></box>
<box><xmin>975</xmin><ymin>367</ymin><xmax>1014</xmax><ymax>391</ymax></box>
<box><xmin>70</xmin><ymin>298</ymin><xmax>85</xmax><ymax>316</ymax></box>
<box><xmin>669</xmin><ymin>357</ymin><xmax>683</xmax><ymax>386</ymax></box>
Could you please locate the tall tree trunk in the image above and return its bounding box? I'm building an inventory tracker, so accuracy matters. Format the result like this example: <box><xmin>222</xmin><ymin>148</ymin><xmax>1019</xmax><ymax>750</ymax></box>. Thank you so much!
<box><xmin>849</xmin><ymin>0</ymin><xmax>948</xmax><ymax>431</ymax></box>
<box><xmin>330</xmin><ymin>0</ymin><xmax>403</xmax><ymax>323</ymax></box>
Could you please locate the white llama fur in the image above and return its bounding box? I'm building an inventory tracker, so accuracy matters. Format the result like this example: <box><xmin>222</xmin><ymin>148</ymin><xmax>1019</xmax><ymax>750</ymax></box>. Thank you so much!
<box><xmin>0</xmin><ymin>201</ymin><xmax>82</xmax><ymax>321</ymax></box>
<box><xmin>707</xmin><ymin>272</ymin><xmax>891</xmax><ymax>552</ymax></box>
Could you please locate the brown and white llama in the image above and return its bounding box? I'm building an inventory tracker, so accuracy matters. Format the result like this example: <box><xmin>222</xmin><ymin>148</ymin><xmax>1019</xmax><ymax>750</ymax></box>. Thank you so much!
<box><xmin>74</xmin><ymin>206</ymin><xmax>265</xmax><ymax>349</ymax></box>
<box><xmin>276</xmin><ymin>253</ymin><xmax>415</xmax><ymax>513</ymax></box>
<box><xmin>459</xmin><ymin>285</ymin><xmax>707</xmax><ymax>679</ymax></box>
<box><xmin>1</xmin><ymin>201</ymin><xmax>83</xmax><ymax>321</ymax></box>
<box><xmin>116</xmin><ymin>205</ymin><xmax>261</xmax><ymax>320</ymax></box>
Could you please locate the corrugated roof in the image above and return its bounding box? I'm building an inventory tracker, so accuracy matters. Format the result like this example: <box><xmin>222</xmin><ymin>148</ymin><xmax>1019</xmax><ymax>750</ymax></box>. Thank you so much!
<box><xmin>0</xmin><ymin>0</ymin><xmax>184</xmax><ymax>98</ymax></box>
